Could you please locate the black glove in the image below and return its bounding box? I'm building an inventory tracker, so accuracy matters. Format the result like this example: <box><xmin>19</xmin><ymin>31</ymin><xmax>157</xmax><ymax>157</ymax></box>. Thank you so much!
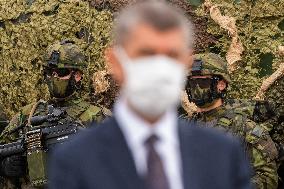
<box><xmin>0</xmin><ymin>155</ymin><xmax>26</xmax><ymax>177</ymax></box>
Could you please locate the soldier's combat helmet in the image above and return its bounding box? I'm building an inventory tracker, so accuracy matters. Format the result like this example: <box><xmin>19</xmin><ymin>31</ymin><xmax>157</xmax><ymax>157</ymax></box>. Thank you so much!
<box><xmin>189</xmin><ymin>53</ymin><xmax>231</xmax><ymax>83</ymax></box>
<box><xmin>44</xmin><ymin>40</ymin><xmax>87</xmax><ymax>71</ymax></box>
<box><xmin>186</xmin><ymin>53</ymin><xmax>230</xmax><ymax>107</ymax></box>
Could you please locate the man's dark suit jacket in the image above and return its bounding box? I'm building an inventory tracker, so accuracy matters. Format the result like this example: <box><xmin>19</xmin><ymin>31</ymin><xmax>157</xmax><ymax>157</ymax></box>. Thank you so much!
<box><xmin>48</xmin><ymin>117</ymin><xmax>252</xmax><ymax>189</ymax></box>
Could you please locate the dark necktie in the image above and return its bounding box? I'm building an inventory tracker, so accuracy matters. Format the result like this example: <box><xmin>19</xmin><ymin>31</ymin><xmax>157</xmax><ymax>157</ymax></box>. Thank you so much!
<box><xmin>144</xmin><ymin>134</ymin><xmax>170</xmax><ymax>189</ymax></box>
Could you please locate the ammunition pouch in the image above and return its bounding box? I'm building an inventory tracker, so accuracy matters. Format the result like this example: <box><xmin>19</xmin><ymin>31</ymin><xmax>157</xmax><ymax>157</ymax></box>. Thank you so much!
<box><xmin>26</xmin><ymin>123</ymin><xmax>79</xmax><ymax>187</ymax></box>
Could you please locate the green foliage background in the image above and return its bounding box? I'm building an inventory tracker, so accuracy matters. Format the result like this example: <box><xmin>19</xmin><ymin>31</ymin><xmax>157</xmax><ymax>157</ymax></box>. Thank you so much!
<box><xmin>0</xmin><ymin>0</ymin><xmax>283</xmax><ymax>118</ymax></box>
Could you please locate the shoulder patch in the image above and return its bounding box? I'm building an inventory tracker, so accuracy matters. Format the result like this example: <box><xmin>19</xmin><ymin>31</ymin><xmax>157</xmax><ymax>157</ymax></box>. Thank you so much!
<box><xmin>250</xmin><ymin>124</ymin><xmax>264</xmax><ymax>138</ymax></box>
<box><xmin>245</xmin><ymin>121</ymin><xmax>267</xmax><ymax>145</ymax></box>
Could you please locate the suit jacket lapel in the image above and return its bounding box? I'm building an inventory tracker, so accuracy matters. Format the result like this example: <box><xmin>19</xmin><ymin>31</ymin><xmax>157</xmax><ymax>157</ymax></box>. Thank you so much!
<box><xmin>105</xmin><ymin>117</ymin><xmax>201</xmax><ymax>189</ymax></box>
<box><xmin>105</xmin><ymin>117</ymin><xmax>145</xmax><ymax>189</ymax></box>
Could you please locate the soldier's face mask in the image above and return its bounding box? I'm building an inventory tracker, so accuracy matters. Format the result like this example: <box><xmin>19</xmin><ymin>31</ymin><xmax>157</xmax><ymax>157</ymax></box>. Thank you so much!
<box><xmin>115</xmin><ymin>47</ymin><xmax>187</xmax><ymax>118</ymax></box>
<box><xmin>45</xmin><ymin>68</ymin><xmax>81</xmax><ymax>99</ymax></box>
<box><xmin>186</xmin><ymin>77</ymin><xmax>222</xmax><ymax>108</ymax></box>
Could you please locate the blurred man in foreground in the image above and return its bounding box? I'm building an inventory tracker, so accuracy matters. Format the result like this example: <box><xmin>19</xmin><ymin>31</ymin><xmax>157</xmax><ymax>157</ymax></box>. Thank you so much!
<box><xmin>184</xmin><ymin>53</ymin><xmax>278</xmax><ymax>189</ymax></box>
<box><xmin>49</xmin><ymin>1</ymin><xmax>253</xmax><ymax>189</ymax></box>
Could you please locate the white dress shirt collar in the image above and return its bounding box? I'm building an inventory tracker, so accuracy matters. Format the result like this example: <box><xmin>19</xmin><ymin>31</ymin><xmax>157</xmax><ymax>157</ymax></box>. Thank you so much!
<box><xmin>114</xmin><ymin>97</ymin><xmax>183</xmax><ymax>189</ymax></box>
<box><xmin>114</xmin><ymin>97</ymin><xmax>179</xmax><ymax>150</ymax></box>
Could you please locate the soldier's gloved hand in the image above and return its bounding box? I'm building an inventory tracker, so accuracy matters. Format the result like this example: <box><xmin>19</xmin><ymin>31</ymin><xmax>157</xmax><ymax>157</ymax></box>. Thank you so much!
<box><xmin>0</xmin><ymin>155</ymin><xmax>26</xmax><ymax>177</ymax></box>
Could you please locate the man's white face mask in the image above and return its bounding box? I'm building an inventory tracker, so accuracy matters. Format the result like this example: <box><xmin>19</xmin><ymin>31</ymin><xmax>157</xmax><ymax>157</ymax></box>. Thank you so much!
<box><xmin>116</xmin><ymin>47</ymin><xmax>187</xmax><ymax>118</ymax></box>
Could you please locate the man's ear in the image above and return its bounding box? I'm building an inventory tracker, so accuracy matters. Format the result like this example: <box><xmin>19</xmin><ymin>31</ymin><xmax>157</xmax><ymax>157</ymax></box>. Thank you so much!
<box><xmin>217</xmin><ymin>80</ymin><xmax>227</xmax><ymax>92</ymax></box>
<box><xmin>104</xmin><ymin>47</ymin><xmax>124</xmax><ymax>85</ymax></box>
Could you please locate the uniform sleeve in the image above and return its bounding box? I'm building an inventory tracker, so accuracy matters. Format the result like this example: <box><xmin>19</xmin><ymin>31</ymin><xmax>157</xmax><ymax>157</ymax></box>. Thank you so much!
<box><xmin>0</xmin><ymin>111</ymin><xmax>27</xmax><ymax>188</ymax></box>
<box><xmin>0</xmin><ymin>103</ymin><xmax>34</xmax><ymax>143</ymax></box>
<box><xmin>245</xmin><ymin>120</ymin><xmax>278</xmax><ymax>189</ymax></box>
<box><xmin>0</xmin><ymin>112</ymin><xmax>23</xmax><ymax>143</ymax></box>
<box><xmin>232</xmin><ymin>139</ymin><xmax>254</xmax><ymax>189</ymax></box>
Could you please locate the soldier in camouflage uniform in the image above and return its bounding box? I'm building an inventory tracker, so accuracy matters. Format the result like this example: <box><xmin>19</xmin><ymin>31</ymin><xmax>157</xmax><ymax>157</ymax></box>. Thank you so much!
<box><xmin>0</xmin><ymin>40</ymin><xmax>106</xmax><ymax>189</ymax></box>
<box><xmin>226</xmin><ymin>91</ymin><xmax>284</xmax><ymax>188</ymax></box>
<box><xmin>184</xmin><ymin>53</ymin><xmax>279</xmax><ymax>189</ymax></box>
<box><xmin>225</xmin><ymin>99</ymin><xmax>283</xmax><ymax>153</ymax></box>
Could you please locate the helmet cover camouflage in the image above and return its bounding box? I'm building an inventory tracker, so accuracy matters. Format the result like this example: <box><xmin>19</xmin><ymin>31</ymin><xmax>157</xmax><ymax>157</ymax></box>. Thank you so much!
<box><xmin>189</xmin><ymin>53</ymin><xmax>231</xmax><ymax>83</ymax></box>
<box><xmin>44</xmin><ymin>40</ymin><xmax>87</xmax><ymax>70</ymax></box>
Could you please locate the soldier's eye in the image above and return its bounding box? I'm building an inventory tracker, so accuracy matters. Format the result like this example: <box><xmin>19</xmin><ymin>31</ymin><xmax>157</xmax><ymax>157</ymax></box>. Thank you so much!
<box><xmin>53</xmin><ymin>69</ymin><xmax>72</xmax><ymax>77</ymax></box>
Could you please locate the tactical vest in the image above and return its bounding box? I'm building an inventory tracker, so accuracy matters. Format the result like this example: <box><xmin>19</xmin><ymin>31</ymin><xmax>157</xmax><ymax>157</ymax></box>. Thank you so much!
<box><xmin>198</xmin><ymin>107</ymin><xmax>278</xmax><ymax>162</ymax></box>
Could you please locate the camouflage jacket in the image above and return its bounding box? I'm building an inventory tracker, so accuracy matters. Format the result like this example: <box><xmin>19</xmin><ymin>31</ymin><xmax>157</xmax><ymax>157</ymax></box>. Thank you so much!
<box><xmin>191</xmin><ymin>104</ymin><xmax>279</xmax><ymax>189</ymax></box>
<box><xmin>0</xmin><ymin>94</ymin><xmax>107</xmax><ymax>189</ymax></box>
<box><xmin>226</xmin><ymin>99</ymin><xmax>284</xmax><ymax>161</ymax></box>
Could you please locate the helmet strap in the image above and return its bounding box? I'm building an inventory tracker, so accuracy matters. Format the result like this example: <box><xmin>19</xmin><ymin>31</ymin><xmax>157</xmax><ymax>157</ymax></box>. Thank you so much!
<box><xmin>210</xmin><ymin>76</ymin><xmax>227</xmax><ymax>100</ymax></box>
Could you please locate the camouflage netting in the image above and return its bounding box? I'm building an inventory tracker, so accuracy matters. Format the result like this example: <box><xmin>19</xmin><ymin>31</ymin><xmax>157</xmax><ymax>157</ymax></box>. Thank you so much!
<box><xmin>0</xmin><ymin>0</ymin><xmax>113</xmax><ymax>117</ymax></box>
<box><xmin>195</xmin><ymin>0</ymin><xmax>284</xmax><ymax>99</ymax></box>
<box><xmin>0</xmin><ymin>0</ymin><xmax>283</xmax><ymax>119</ymax></box>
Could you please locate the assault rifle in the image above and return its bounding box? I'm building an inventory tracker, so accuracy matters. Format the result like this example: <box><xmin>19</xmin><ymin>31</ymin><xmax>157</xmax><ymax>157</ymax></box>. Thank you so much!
<box><xmin>0</xmin><ymin>105</ymin><xmax>83</xmax><ymax>187</ymax></box>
